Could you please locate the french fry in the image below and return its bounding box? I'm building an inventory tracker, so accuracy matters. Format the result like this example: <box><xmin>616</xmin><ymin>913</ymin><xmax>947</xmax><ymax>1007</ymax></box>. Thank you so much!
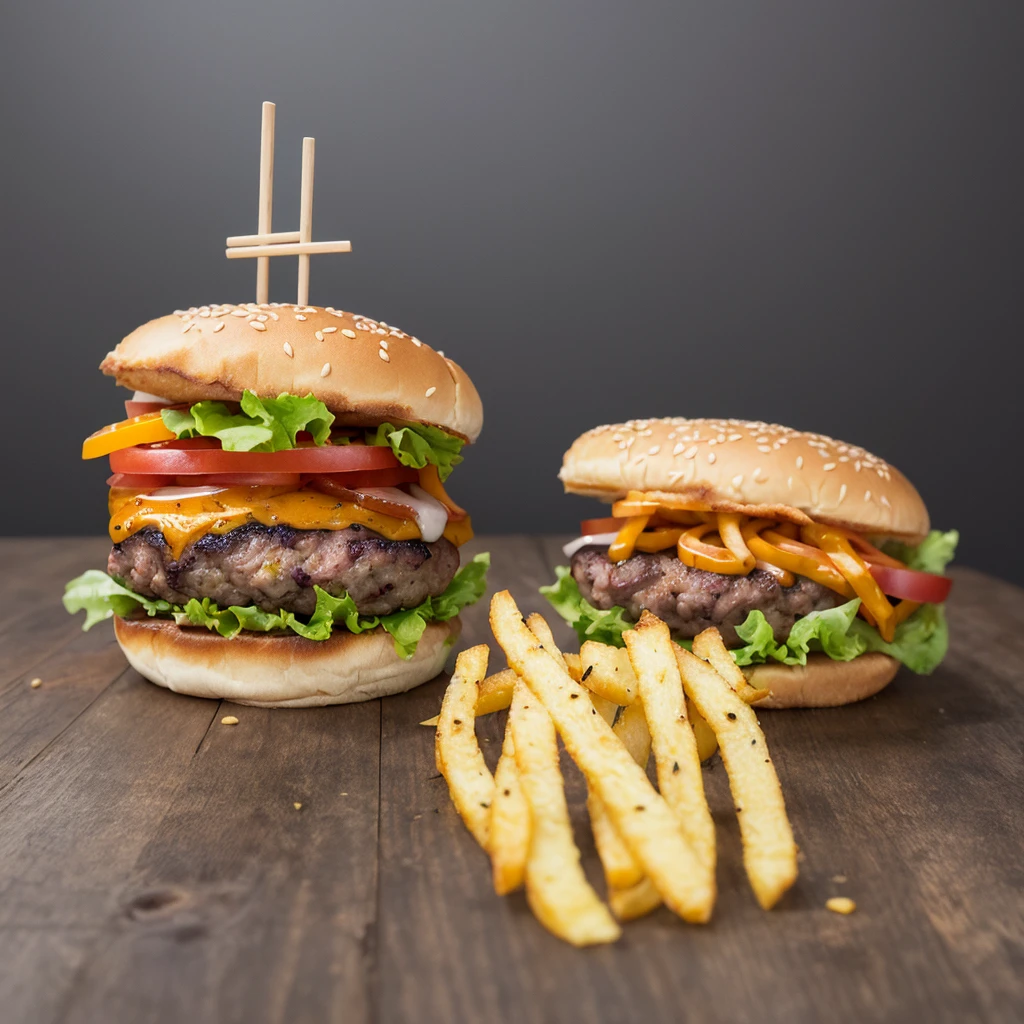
<box><xmin>688</xmin><ymin>697</ymin><xmax>719</xmax><ymax>763</ymax></box>
<box><xmin>491</xmin><ymin>591</ymin><xmax>715</xmax><ymax>924</ymax></box>
<box><xmin>525</xmin><ymin>613</ymin><xmax>567</xmax><ymax>669</ymax></box>
<box><xmin>609</xmin><ymin>877</ymin><xmax>662</xmax><ymax>922</ymax></box>
<box><xmin>589</xmin><ymin>699</ymin><xmax>649</xmax><ymax>891</ymax></box>
<box><xmin>625</xmin><ymin>612</ymin><xmax>716</xmax><ymax>885</ymax></box>
<box><xmin>509</xmin><ymin>679</ymin><xmax>620</xmax><ymax>945</ymax></box>
<box><xmin>489</xmin><ymin>720</ymin><xmax>531</xmax><ymax>894</ymax></box>
<box><xmin>693</xmin><ymin>627</ymin><xmax>770</xmax><ymax>704</ymax></box>
<box><xmin>580</xmin><ymin>641</ymin><xmax>637</xmax><ymax>705</ymax></box>
<box><xmin>675</xmin><ymin>645</ymin><xmax>798</xmax><ymax>910</ymax></box>
<box><xmin>435</xmin><ymin>645</ymin><xmax>494</xmax><ymax>849</ymax></box>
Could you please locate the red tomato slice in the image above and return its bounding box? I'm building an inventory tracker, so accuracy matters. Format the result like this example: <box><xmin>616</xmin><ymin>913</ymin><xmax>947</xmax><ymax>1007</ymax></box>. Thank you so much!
<box><xmin>109</xmin><ymin>441</ymin><xmax>400</xmax><ymax>476</ymax></box>
<box><xmin>580</xmin><ymin>517</ymin><xmax>628</xmax><ymax>535</ymax></box>
<box><xmin>868</xmin><ymin>564</ymin><xmax>952</xmax><ymax>604</ymax></box>
<box><xmin>308</xmin><ymin>468</ymin><xmax>419</xmax><ymax>491</ymax></box>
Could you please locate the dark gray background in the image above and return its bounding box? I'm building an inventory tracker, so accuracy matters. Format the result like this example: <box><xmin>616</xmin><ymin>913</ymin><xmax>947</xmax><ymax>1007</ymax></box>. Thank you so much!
<box><xmin>1</xmin><ymin>1</ymin><xmax>1022</xmax><ymax>582</ymax></box>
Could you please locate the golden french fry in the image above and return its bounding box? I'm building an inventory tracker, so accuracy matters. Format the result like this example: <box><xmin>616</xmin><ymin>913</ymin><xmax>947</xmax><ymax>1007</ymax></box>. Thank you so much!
<box><xmin>420</xmin><ymin>667</ymin><xmax>518</xmax><ymax>727</ymax></box>
<box><xmin>526</xmin><ymin>613</ymin><xmax>566</xmax><ymax>669</ymax></box>
<box><xmin>564</xmin><ymin>652</ymin><xmax>583</xmax><ymax>682</ymax></box>
<box><xmin>489</xmin><ymin>719</ymin><xmax>531</xmax><ymax>894</ymax></box>
<box><xmin>675</xmin><ymin>645</ymin><xmax>798</xmax><ymax>910</ymax></box>
<box><xmin>586</xmin><ymin>694</ymin><xmax>646</xmax><ymax>891</ymax></box>
<box><xmin>579</xmin><ymin>641</ymin><xmax>637</xmax><ymax>706</ymax></box>
<box><xmin>509</xmin><ymin>679</ymin><xmax>620</xmax><ymax>946</ymax></box>
<box><xmin>693</xmin><ymin>627</ymin><xmax>771</xmax><ymax>704</ymax></box>
<box><xmin>435</xmin><ymin>644</ymin><xmax>494</xmax><ymax>849</ymax></box>
<box><xmin>491</xmin><ymin>591</ymin><xmax>714</xmax><ymax>924</ymax></box>
<box><xmin>625</xmin><ymin>612</ymin><xmax>716</xmax><ymax>885</ymax></box>
<box><xmin>688</xmin><ymin>696</ymin><xmax>719</xmax><ymax>763</ymax></box>
<box><xmin>609</xmin><ymin>877</ymin><xmax>662</xmax><ymax>922</ymax></box>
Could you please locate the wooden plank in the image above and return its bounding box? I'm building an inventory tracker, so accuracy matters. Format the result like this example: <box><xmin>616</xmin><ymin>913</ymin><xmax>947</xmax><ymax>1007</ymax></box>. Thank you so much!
<box><xmin>56</xmin><ymin>699</ymin><xmax>382</xmax><ymax>1024</ymax></box>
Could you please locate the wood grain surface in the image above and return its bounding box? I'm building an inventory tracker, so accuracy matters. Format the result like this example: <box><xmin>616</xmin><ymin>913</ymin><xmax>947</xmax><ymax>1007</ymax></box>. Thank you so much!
<box><xmin>0</xmin><ymin>536</ymin><xmax>1020</xmax><ymax>1024</ymax></box>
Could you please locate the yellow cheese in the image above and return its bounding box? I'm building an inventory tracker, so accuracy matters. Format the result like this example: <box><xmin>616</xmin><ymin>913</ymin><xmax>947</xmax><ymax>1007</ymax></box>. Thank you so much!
<box><xmin>109</xmin><ymin>486</ymin><xmax>422</xmax><ymax>560</ymax></box>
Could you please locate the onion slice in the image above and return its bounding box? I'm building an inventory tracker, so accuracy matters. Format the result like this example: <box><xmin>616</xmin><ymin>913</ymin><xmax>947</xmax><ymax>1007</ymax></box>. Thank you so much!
<box><xmin>138</xmin><ymin>485</ymin><xmax>228</xmax><ymax>502</ymax></box>
<box><xmin>562</xmin><ymin>533</ymin><xmax>619</xmax><ymax>559</ymax></box>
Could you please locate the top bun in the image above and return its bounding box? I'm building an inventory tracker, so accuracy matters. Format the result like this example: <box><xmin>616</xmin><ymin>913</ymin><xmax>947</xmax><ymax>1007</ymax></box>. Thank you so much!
<box><xmin>100</xmin><ymin>304</ymin><xmax>483</xmax><ymax>442</ymax></box>
<box><xmin>560</xmin><ymin>418</ymin><xmax>929</xmax><ymax>540</ymax></box>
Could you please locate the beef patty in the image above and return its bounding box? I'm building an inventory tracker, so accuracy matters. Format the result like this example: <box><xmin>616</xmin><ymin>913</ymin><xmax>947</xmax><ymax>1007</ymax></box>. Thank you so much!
<box><xmin>571</xmin><ymin>546</ymin><xmax>843</xmax><ymax>646</ymax></box>
<box><xmin>109</xmin><ymin>523</ymin><xmax>460</xmax><ymax>617</ymax></box>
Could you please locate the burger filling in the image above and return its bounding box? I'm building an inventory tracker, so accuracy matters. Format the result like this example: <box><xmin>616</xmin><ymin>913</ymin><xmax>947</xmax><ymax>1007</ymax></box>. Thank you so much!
<box><xmin>544</xmin><ymin>492</ymin><xmax>958</xmax><ymax>675</ymax></box>
<box><xmin>65</xmin><ymin>390</ymin><xmax>489</xmax><ymax>658</ymax></box>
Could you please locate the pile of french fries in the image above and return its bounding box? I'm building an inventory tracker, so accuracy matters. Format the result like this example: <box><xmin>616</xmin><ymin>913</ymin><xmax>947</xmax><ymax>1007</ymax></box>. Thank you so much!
<box><xmin>431</xmin><ymin>590</ymin><xmax>799</xmax><ymax>946</ymax></box>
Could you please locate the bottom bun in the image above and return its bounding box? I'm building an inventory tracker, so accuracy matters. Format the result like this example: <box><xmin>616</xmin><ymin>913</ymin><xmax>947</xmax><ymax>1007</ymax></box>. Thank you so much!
<box><xmin>745</xmin><ymin>652</ymin><xmax>900</xmax><ymax>709</ymax></box>
<box><xmin>113</xmin><ymin>615</ymin><xmax>461</xmax><ymax>708</ymax></box>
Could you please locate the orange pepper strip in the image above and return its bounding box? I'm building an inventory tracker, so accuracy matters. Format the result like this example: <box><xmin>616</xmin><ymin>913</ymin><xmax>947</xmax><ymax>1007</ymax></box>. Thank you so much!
<box><xmin>82</xmin><ymin>412</ymin><xmax>176</xmax><ymax>460</ymax></box>
<box><xmin>825</xmin><ymin>526</ymin><xmax>906</xmax><ymax>569</ymax></box>
<box><xmin>802</xmin><ymin>525</ymin><xmax>896</xmax><ymax>641</ymax></box>
<box><xmin>634</xmin><ymin>528</ymin><xmax>684</xmax><ymax>553</ymax></box>
<box><xmin>744</xmin><ymin>523</ymin><xmax>854</xmax><ymax>598</ymax></box>
<box><xmin>608</xmin><ymin>515</ymin><xmax>650</xmax><ymax>562</ymax></box>
<box><xmin>755</xmin><ymin>561</ymin><xmax>796</xmax><ymax>587</ymax></box>
<box><xmin>716</xmin><ymin>513</ymin><xmax>756</xmax><ymax>573</ymax></box>
<box><xmin>677</xmin><ymin>523</ymin><xmax>750</xmax><ymax>574</ymax></box>
<box><xmin>891</xmin><ymin>599</ymin><xmax>921</xmax><ymax>628</ymax></box>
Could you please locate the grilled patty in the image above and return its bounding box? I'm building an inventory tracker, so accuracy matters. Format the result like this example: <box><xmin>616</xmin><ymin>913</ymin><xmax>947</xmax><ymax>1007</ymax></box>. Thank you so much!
<box><xmin>109</xmin><ymin>523</ymin><xmax>460</xmax><ymax>617</ymax></box>
<box><xmin>571</xmin><ymin>546</ymin><xmax>843</xmax><ymax>646</ymax></box>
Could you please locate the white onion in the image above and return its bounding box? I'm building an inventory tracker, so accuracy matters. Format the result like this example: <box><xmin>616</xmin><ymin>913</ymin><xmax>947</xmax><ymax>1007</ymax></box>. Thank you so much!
<box><xmin>140</xmin><ymin>486</ymin><xmax>227</xmax><ymax>502</ymax></box>
<box><xmin>358</xmin><ymin>485</ymin><xmax>450</xmax><ymax>543</ymax></box>
<box><xmin>562</xmin><ymin>533</ymin><xmax>618</xmax><ymax>559</ymax></box>
<box><xmin>132</xmin><ymin>390</ymin><xmax>173</xmax><ymax>403</ymax></box>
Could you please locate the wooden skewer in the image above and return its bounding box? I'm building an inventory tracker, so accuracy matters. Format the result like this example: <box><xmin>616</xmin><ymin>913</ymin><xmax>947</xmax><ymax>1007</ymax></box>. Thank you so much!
<box><xmin>296</xmin><ymin>137</ymin><xmax>315</xmax><ymax>307</ymax></box>
<box><xmin>225</xmin><ymin>240</ymin><xmax>352</xmax><ymax>259</ymax></box>
<box><xmin>256</xmin><ymin>102</ymin><xmax>276</xmax><ymax>304</ymax></box>
<box><xmin>227</xmin><ymin>230</ymin><xmax>300</xmax><ymax>247</ymax></box>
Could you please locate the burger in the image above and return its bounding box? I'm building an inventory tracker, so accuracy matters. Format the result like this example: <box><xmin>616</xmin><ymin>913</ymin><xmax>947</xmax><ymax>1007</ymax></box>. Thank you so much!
<box><xmin>64</xmin><ymin>304</ymin><xmax>487</xmax><ymax>707</ymax></box>
<box><xmin>543</xmin><ymin>418</ymin><xmax>957</xmax><ymax>708</ymax></box>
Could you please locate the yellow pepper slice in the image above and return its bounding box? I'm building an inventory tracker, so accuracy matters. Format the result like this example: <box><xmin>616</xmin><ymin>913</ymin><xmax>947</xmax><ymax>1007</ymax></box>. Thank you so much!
<box><xmin>608</xmin><ymin>515</ymin><xmax>650</xmax><ymax>562</ymax></box>
<box><xmin>82</xmin><ymin>412</ymin><xmax>176</xmax><ymax>460</ymax></box>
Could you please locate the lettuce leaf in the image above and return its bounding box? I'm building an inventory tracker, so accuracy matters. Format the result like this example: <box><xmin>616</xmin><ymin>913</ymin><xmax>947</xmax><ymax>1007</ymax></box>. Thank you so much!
<box><xmin>539</xmin><ymin>566</ymin><xmax>633</xmax><ymax>648</ymax></box>
<box><xmin>64</xmin><ymin>553</ymin><xmax>490</xmax><ymax>660</ymax></box>
<box><xmin>162</xmin><ymin>391</ymin><xmax>334</xmax><ymax>452</ymax></box>
<box><xmin>366</xmin><ymin>422</ymin><xmax>464</xmax><ymax>482</ymax></box>
<box><xmin>540</xmin><ymin>564</ymin><xmax>950</xmax><ymax>675</ymax></box>
<box><xmin>883</xmin><ymin>529</ymin><xmax>959</xmax><ymax>575</ymax></box>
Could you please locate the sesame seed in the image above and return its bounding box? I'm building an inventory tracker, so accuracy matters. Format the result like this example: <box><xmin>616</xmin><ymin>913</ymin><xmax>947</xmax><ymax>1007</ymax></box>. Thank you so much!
<box><xmin>823</xmin><ymin>463</ymin><xmax>836</xmax><ymax>471</ymax></box>
<box><xmin>411</xmin><ymin>337</ymin><xmax>422</xmax><ymax>347</ymax></box>
<box><xmin>295</xmin><ymin>314</ymin><xmax>307</xmax><ymax>321</ymax></box>
<box><xmin>250</xmin><ymin>321</ymin><xmax>266</xmax><ymax>331</ymax></box>
<box><xmin>380</xmin><ymin>340</ymin><xmax>389</xmax><ymax>350</ymax></box>
<box><xmin>321</xmin><ymin>363</ymin><xmax>331</xmax><ymax>377</ymax></box>
<box><xmin>425</xmin><ymin>386</ymin><xmax>436</xmax><ymax>397</ymax></box>
<box><xmin>648</xmin><ymin>445</ymin><xmax>661</xmax><ymax>455</ymax></box>
<box><xmin>231</xmin><ymin>309</ymin><xmax>249</xmax><ymax>317</ymax></box>
<box><xmin>379</xmin><ymin>349</ymin><xmax>390</xmax><ymax>362</ymax></box>
<box><xmin>707</xmin><ymin>452</ymin><xmax>717</xmax><ymax>464</ymax></box>
<box><xmin>181</xmin><ymin>322</ymin><xmax>194</xmax><ymax>333</ymax></box>
<box><xmin>341</xmin><ymin>329</ymin><xmax>356</xmax><ymax>339</ymax></box>
<box><xmin>437</xmin><ymin>350</ymin><xmax>445</xmax><ymax>357</ymax></box>
<box><xmin>315</xmin><ymin>331</ymin><xmax>324</xmax><ymax>341</ymax></box>
<box><xmin>683</xmin><ymin>446</ymin><xmax>698</xmax><ymax>459</ymax></box>
<box><xmin>838</xmin><ymin>483</ymin><xmax>848</xmax><ymax>503</ymax></box>
<box><xmin>212</xmin><ymin>322</ymin><xmax>225</xmax><ymax>333</ymax></box>
<box><xmin>732</xmin><ymin>474</ymin><xmax>744</xmax><ymax>488</ymax></box>
<box><xmin>864</xmin><ymin>490</ymin><xmax>872</xmax><ymax>502</ymax></box>
<box><xmin>787</xmin><ymin>476</ymin><xmax>794</xmax><ymax>489</ymax></box>
<box><xmin>673</xmin><ymin>443</ymin><xmax>686</xmax><ymax>456</ymax></box>
<box><xmin>322</xmin><ymin>326</ymin><xmax>337</xmax><ymax>334</ymax></box>
<box><xmin>257</xmin><ymin>314</ymin><xmax>269</xmax><ymax>322</ymax></box>
<box><xmin>758</xmin><ymin>445</ymin><xmax>772</xmax><ymax>454</ymax></box>
<box><xmin>796</xmin><ymin>456</ymin><xmax>804</xmax><ymax>469</ymax></box>
<box><xmin>283</xmin><ymin>342</ymin><xmax>294</xmax><ymax>358</ymax></box>
<box><xmin>356</xmin><ymin>322</ymin><xmax>370</xmax><ymax>331</ymax></box>
<box><xmin>880</xmin><ymin>495</ymin><xmax>891</xmax><ymax>507</ymax></box>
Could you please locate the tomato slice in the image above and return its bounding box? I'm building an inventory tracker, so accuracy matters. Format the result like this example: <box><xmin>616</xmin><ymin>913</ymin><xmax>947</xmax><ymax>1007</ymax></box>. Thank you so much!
<box><xmin>580</xmin><ymin>517</ymin><xmax>628</xmax><ymax>535</ymax></box>
<box><xmin>124</xmin><ymin>400</ymin><xmax>186</xmax><ymax>418</ymax></box>
<box><xmin>308</xmin><ymin>468</ymin><xmax>419</xmax><ymax>492</ymax></box>
<box><xmin>868</xmin><ymin>564</ymin><xmax>952</xmax><ymax>604</ymax></box>
<box><xmin>83</xmin><ymin>413</ymin><xmax>177</xmax><ymax>459</ymax></box>
<box><xmin>175</xmin><ymin>473</ymin><xmax>304</xmax><ymax>487</ymax></box>
<box><xmin>109</xmin><ymin>441</ymin><xmax>401</xmax><ymax>475</ymax></box>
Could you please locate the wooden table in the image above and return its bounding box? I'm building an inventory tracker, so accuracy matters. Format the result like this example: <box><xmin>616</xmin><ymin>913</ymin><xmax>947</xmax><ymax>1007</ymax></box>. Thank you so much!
<box><xmin>1</xmin><ymin>536</ymin><xmax>1021</xmax><ymax>1024</ymax></box>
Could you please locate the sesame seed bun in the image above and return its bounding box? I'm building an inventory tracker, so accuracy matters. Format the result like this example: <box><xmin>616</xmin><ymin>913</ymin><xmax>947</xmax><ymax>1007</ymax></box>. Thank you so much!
<box><xmin>560</xmin><ymin>418</ymin><xmax>929</xmax><ymax>540</ymax></box>
<box><xmin>100</xmin><ymin>304</ymin><xmax>483</xmax><ymax>442</ymax></box>
<box><xmin>113</xmin><ymin>614</ymin><xmax>461</xmax><ymax>708</ymax></box>
<box><xmin>746</xmin><ymin>652</ymin><xmax>900</xmax><ymax>709</ymax></box>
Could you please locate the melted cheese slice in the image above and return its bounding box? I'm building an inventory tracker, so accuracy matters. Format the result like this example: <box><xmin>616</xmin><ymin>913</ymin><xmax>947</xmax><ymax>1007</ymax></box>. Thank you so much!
<box><xmin>109</xmin><ymin>486</ymin><xmax>424</xmax><ymax>560</ymax></box>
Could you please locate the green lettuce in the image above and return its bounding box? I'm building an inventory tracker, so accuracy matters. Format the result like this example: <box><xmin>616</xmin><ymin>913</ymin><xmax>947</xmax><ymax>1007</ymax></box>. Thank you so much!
<box><xmin>162</xmin><ymin>391</ymin><xmax>335</xmax><ymax>452</ymax></box>
<box><xmin>366</xmin><ymin>422</ymin><xmax>464</xmax><ymax>482</ymax></box>
<box><xmin>541</xmin><ymin>526</ymin><xmax>957</xmax><ymax>676</ymax></box>
<box><xmin>64</xmin><ymin>553</ymin><xmax>490</xmax><ymax>660</ymax></box>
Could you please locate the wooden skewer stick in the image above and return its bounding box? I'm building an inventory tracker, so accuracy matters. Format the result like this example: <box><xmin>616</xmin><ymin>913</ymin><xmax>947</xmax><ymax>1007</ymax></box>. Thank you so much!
<box><xmin>227</xmin><ymin>230</ymin><xmax>300</xmax><ymax>247</ymax></box>
<box><xmin>297</xmin><ymin>137</ymin><xmax>315</xmax><ymax>307</ymax></box>
<box><xmin>256</xmin><ymin>101</ymin><xmax>276</xmax><ymax>305</ymax></box>
<box><xmin>226</xmin><ymin>240</ymin><xmax>352</xmax><ymax>259</ymax></box>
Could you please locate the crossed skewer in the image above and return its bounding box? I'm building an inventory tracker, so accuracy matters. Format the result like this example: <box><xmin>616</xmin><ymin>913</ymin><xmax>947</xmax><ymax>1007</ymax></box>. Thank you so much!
<box><xmin>225</xmin><ymin>101</ymin><xmax>351</xmax><ymax>306</ymax></box>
